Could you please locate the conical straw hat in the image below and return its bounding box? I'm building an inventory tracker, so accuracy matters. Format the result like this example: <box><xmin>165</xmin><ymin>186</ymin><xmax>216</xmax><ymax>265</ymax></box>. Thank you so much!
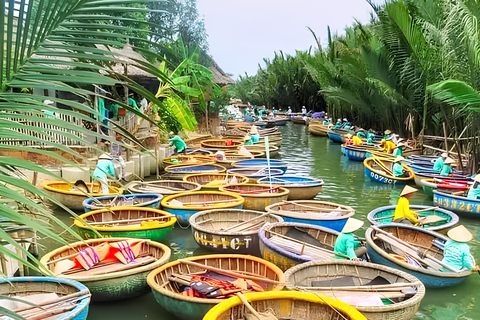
<box><xmin>342</xmin><ymin>218</ymin><xmax>364</xmax><ymax>233</ymax></box>
<box><xmin>475</xmin><ymin>175</ymin><xmax>480</xmax><ymax>183</ymax></box>
<box><xmin>394</xmin><ymin>156</ymin><xmax>404</xmax><ymax>162</ymax></box>
<box><xmin>384</xmin><ymin>129</ymin><xmax>392</xmax><ymax>135</ymax></box>
<box><xmin>447</xmin><ymin>225</ymin><xmax>472</xmax><ymax>242</ymax></box>
<box><xmin>400</xmin><ymin>185</ymin><xmax>418</xmax><ymax>197</ymax></box>
<box><xmin>99</xmin><ymin>153</ymin><xmax>112</xmax><ymax>160</ymax></box>
<box><xmin>444</xmin><ymin>158</ymin><xmax>455</xmax><ymax>165</ymax></box>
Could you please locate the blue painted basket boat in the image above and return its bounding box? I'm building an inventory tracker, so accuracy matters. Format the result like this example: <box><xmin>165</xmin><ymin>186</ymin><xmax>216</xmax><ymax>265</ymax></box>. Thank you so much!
<box><xmin>258</xmin><ymin>222</ymin><xmax>339</xmax><ymax>271</ymax></box>
<box><xmin>433</xmin><ymin>190</ymin><xmax>480</xmax><ymax>217</ymax></box>
<box><xmin>161</xmin><ymin>191</ymin><xmax>245</xmax><ymax>227</ymax></box>
<box><xmin>327</xmin><ymin>130</ymin><xmax>343</xmax><ymax>143</ymax></box>
<box><xmin>363</xmin><ymin>157</ymin><xmax>414</xmax><ymax>184</ymax></box>
<box><xmin>82</xmin><ymin>194</ymin><xmax>163</xmax><ymax>213</ymax></box>
<box><xmin>274</xmin><ymin>118</ymin><xmax>287</xmax><ymax>126</ymax></box>
<box><xmin>165</xmin><ymin>164</ymin><xmax>226</xmax><ymax>180</ymax></box>
<box><xmin>344</xmin><ymin>145</ymin><xmax>368</xmax><ymax>161</ymax></box>
<box><xmin>0</xmin><ymin>277</ymin><xmax>91</xmax><ymax>320</ymax></box>
<box><xmin>257</xmin><ymin>175</ymin><xmax>324</xmax><ymax>200</ymax></box>
<box><xmin>226</xmin><ymin>168</ymin><xmax>284</xmax><ymax>181</ymax></box>
<box><xmin>232</xmin><ymin>159</ymin><xmax>288</xmax><ymax>174</ymax></box>
<box><xmin>265</xmin><ymin>200</ymin><xmax>354</xmax><ymax>232</ymax></box>
<box><xmin>367</xmin><ymin>205</ymin><xmax>459</xmax><ymax>232</ymax></box>
<box><xmin>366</xmin><ymin>224</ymin><xmax>472</xmax><ymax>288</ymax></box>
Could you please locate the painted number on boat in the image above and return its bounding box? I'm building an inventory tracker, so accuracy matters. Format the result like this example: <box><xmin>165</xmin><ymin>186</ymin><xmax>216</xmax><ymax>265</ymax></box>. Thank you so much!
<box><xmin>370</xmin><ymin>172</ymin><xmax>393</xmax><ymax>184</ymax></box>
<box><xmin>194</xmin><ymin>231</ymin><xmax>252</xmax><ymax>250</ymax></box>
<box><xmin>434</xmin><ymin>197</ymin><xmax>480</xmax><ymax>213</ymax></box>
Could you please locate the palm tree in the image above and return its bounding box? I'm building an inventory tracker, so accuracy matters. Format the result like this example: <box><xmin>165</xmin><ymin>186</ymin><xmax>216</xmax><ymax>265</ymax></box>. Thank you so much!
<box><xmin>0</xmin><ymin>0</ymin><xmax>199</xmax><ymax>280</ymax></box>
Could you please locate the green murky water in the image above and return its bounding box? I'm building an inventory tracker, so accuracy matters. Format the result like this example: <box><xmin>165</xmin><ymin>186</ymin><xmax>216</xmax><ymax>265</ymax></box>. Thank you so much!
<box><xmin>46</xmin><ymin>122</ymin><xmax>480</xmax><ymax>319</ymax></box>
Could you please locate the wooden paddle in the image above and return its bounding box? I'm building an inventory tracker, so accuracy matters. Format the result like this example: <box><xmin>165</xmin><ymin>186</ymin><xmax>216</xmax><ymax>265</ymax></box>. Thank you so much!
<box><xmin>222</xmin><ymin>213</ymin><xmax>270</xmax><ymax>232</ymax></box>
<box><xmin>371</xmin><ymin>157</ymin><xmax>394</xmax><ymax>176</ymax></box>
<box><xmin>417</xmin><ymin>215</ymin><xmax>447</xmax><ymax>225</ymax></box>
<box><xmin>177</xmin><ymin>259</ymin><xmax>281</xmax><ymax>284</ymax></box>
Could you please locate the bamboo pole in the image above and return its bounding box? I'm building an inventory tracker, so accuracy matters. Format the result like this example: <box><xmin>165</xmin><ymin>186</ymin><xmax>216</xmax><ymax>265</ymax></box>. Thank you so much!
<box><xmin>85</xmin><ymin>215</ymin><xmax>174</xmax><ymax>226</ymax></box>
<box><xmin>295</xmin><ymin>281</ymin><xmax>422</xmax><ymax>292</ymax></box>
<box><xmin>13</xmin><ymin>289</ymin><xmax>90</xmax><ymax>313</ymax></box>
<box><xmin>222</xmin><ymin>213</ymin><xmax>270</xmax><ymax>232</ymax></box>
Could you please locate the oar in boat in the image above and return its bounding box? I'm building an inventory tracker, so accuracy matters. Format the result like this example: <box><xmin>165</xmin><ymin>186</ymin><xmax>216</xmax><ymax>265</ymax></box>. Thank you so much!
<box><xmin>267</xmin><ymin>230</ymin><xmax>350</xmax><ymax>259</ymax></box>
<box><xmin>288</xmin><ymin>201</ymin><xmax>352</xmax><ymax>213</ymax></box>
<box><xmin>85</xmin><ymin>214</ymin><xmax>175</xmax><ymax>226</ymax></box>
<box><xmin>372</xmin><ymin>157</ymin><xmax>394</xmax><ymax>176</ymax></box>
<box><xmin>177</xmin><ymin>259</ymin><xmax>281</xmax><ymax>284</ymax></box>
<box><xmin>222</xmin><ymin>213</ymin><xmax>271</xmax><ymax>232</ymax></box>
<box><xmin>12</xmin><ymin>289</ymin><xmax>91</xmax><ymax>314</ymax></box>
<box><xmin>371</xmin><ymin>226</ymin><xmax>459</xmax><ymax>272</ymax></box>
<box><xmin>295</xmin><ymin>280</ymin><xmax>423</xmax><ymax>292</ymax></box>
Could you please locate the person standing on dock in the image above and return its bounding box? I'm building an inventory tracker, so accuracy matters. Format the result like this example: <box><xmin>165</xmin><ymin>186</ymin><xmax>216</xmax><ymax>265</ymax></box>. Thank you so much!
<box><xmin>433</xmin><ymin>152</ymin><xmax>448</xmax><ymax>173</ymax></box>
<box><xmin>441</xmin><ymin>225</ymin><xmax>475</xmax><ymax>272</ymax></box>
<box><xmin>467</xmin><ymin>175</ymin><xmax>480</xmax><ymax>199</ymax></box>
<box><xmin>93</xmin><ymin>153</ymin><xmax>115</xmax><ymax>193</ymax></box>
<box><xmin>392</xmin><ymin>186</ymin><xmax>420</xmax><ymax>225</ymax></box>
<box><xmin>110</xmin><ymin>133</ymin><xmax>126</xmax><ymax>181</ymax></box>
<box><xmin>334</xmin><ymin>218</ymin><xmax>367</xmax><ymax>261</ymax></box>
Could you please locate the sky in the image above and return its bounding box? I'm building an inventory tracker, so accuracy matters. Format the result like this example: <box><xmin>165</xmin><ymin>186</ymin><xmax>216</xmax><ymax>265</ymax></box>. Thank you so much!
<box><xmin>197</xmin><ymin>0</ymin><xmax>378</xmax><ymax>80</ymax></box>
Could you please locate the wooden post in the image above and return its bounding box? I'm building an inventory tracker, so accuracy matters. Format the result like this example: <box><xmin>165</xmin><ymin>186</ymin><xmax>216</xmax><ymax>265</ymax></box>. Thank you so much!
<box><xmin>443</xmin><ymin>122</ymin><xmax>448</xmax><ymax>154</ymax></box>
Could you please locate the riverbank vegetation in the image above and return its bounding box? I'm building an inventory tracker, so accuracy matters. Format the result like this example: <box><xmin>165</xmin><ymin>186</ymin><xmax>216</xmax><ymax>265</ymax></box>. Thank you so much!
<box><xmin>233</xmin><ymin>0</ymin><xmax>480</xmax><ymax>145</ymax></box>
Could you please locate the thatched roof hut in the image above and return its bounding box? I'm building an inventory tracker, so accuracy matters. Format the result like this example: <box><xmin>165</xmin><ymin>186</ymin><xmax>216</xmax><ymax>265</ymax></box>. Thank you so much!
<box><xmin>209</xmin><ymin>60</ymin><xmax>234</xmax><ymax>86</ymax></box>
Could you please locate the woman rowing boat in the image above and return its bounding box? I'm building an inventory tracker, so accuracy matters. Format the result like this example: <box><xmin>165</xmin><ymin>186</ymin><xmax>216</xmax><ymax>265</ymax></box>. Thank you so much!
<box><xmin>392</xmin><ymin>186</ymin><xmax>422</xmax><ymax>226</ymax></box>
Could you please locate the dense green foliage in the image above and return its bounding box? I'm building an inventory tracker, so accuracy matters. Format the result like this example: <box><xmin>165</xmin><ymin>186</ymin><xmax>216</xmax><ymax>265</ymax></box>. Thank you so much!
<box><xmin>233</xmin><ymin>0</ymin><xmax>480</xmax><ymax>139</ymax></box>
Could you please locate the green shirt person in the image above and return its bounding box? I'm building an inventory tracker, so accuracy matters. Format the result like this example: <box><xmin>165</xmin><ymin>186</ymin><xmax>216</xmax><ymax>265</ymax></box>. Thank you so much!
<box><xmin>357</xmin><ymin>130</ymin><xmax>366</xmax><ymax>139</ymax></box>
<box><xmin>92</xmin><ymin>153</ymin><xmax>116</xmax><ymax>193</ymax></box>
<box><xmin>333</xmin><ymin>218</ymin><xmax>367</xmax><ymax>260</ymax></box>
<box><xmin>433</xmin><ymin>152</ymin><xmax>448</xmax><ymax>173</ymax></box>
<box><xmin>467</xmin><ymin>175</ymin><xmax>480</xmax><ymax>199</ymax></box>
<box><xmin>440</xmin><ymin>158</ymin><xmax>455</xmax><ymax>176</ymax></box>
<box><xmin>393</xmin><ymin>142</ymin><xmax>404</xmax><ymax>157</ymax></box>
<box><xmin>392</xmin><ymin>156</ymin><xmax>405</xmax><ymax>177</ymax></box>
<box><xmin>441</xmin><ymin>225</ymin><xmax>475</xmax><ymax>272</ymax></box>
<box><xmin>169</xmin><ymin>135</ymin><xmax>187</xmax><ymax>153</ymax></box>
<box><xmin>128</xmin><ymin>97</ymin><xmax>140</xmax><ymax>111</ymax></box>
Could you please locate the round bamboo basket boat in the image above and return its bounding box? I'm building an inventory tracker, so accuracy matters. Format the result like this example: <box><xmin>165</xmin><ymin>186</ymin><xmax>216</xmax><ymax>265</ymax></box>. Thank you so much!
<box><xmin>164</xmin><ymin>164</ymin><xmax>226</xmax><ymax>180</ymax></box>
<box><xmin>73</xmin><ymin>206</ymin><xmax>176</xmax><ymax>241</ymax></box>
<box><xmin>42</xmin><ymin>180</ymin><xmax>123</xmax><ymax>211</ymax></box>
<box><xmin>161</xmin><ymin>191</ymin><xmax>245</xmax><ymax>227</ymax></box>
<box><xmin>257</xmin><ymin>175</ymin><xmax>324</xmax><ymax>200</ymax></box>
<box><xmin>225</xmin><ymin>150</ymin><xmax>265</xmax><ymax>158</ymax></box>
<box><xmin>363</xmin><ymin>157</ymin><xmax>414</xmax><ymax>184</ymax></box>
<box><xmin>40</xmin><ymin>237</ymin><xmax>171</xmax><ymax>301</ymax></box>
<box><xmin>189</xmin><ymin>209</ymin><xmax>283</xmax><ymax>255</ymax></box>
<box><xmin>127</xmin><ymin>180</ymin><xmax>201</xmax><ymax>195</ymax></box>
<box><xmin>0</xmin><ymin>276</ymin><xmax>91</xmax><ymax>320</ymax></box>
<box><xmin>308</xmin><ymin>123</ymin><xmax>329</xmax><ymax>136</ymax></box>
<box><xmin>215</xmin><ymin>155</ymin><xmax>253</xmax><ymax>168</ymax></box>
<box><xmin>258</xmin><ymin>222</ymin><xmax>339</xmax><ymax>271</ymax></box>
<box><xmin>244</xmin><ymin>145</ymin><xmax>279</xmax><ymax>157</ymax></box>
<box><xmin>257</xmin><ymin>135</ymin><xmax>283</xmax><ymax>147</ymax></box>
<box><xmin>200</xmin><ymin>139</ymin><xmax>243</xmax><ymax>150</ymax></box>
<box><xmin>203</xmin><ymin>291</ymin><xmax>366</xmax><ymax>320</ymax></box>
<box><xmin>284</xmin><ymin>260</ymin><xmax>425</xmax><ymax>320</ymax></box>
<box><xmin>265</xmin><ymin>200</ymin><xmax>355</xmax><ymax>232</ymax></box>
<box><xmin>182</xmin><ymin>173</ymin><xmax>249</xmax><ymax>191</ymax></box>
<box><xmin>162</xmin><ymin>155</ymin><xmax>215</xmax><ymax>166</ymax></box>
<box><xmin>82</xmin><ymin>194</ymin><xmax>162</xmax><ymax>213</ymax></box>
<box><xmin>147</xmin><ymin>254</ymin><xmax>284</xmax><ymax>320</ymax></box>
<box><xmin>219</xmin><ymin>184</ymin><xmax>289</xmax><ymax>211</ymax></box>
<box><xmin>366</xmin><ymin>224</ymin><xmax>473</xmax><ymax>287</ymax></box>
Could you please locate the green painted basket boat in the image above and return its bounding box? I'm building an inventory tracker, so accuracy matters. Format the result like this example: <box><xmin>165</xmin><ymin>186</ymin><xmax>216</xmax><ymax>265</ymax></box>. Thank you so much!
<box><xmin>40</xmin><ymin>237</ymin><xmax>171</xmax><ymax>301</ymax></box>
<box><xmin>73</xmin><ymin>206</ymin><xmax>176</xmax><ymax>241</ymax></box>
<box><xmin>147</xmin><ymin>254</ymin><xmax>284</xmax><ymax>320</ymax></box>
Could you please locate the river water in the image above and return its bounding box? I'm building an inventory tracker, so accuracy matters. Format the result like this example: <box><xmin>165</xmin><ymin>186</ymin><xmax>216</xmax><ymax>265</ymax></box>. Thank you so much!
<box><xmin>46</xmin><ymin>122</ymin><xmax>480</xmax><ymax>319</ymax></box>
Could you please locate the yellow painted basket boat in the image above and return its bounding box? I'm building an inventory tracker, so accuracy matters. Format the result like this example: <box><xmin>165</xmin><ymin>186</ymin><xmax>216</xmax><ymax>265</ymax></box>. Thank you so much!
<box><xmin>183</xmin><ymin>173</ymin><xmax>249</xmax><ymax>191</ymax></box>
<box><xmin>363</xmin><ymin>157</ymin><xmax>414</xmax><ymax>184</ymax></box>
<box><xmin>162</xmin><ymin>155</ymin><xmax>215</xmax><ymax>166</ymax></box>
<box><xmin>42</xmin><ymin>180</ymin><xmax>123</xmax><ymax>211</ymax></box>
<box><xmin>219</xmin><ymin>184</ymin><xmax>289</xmax><ymax>211</ymax></box>
<box><xmin>147</xmin><ymin>254</ymin><xmax>284</xmax><ymax>320</ymax></box>
<box><xmin>73</xmin><ymin>206</ymin><xmax>176</xmax><ymax>241</ymax></box>
<box><xmin>203</xmin><ymin>291</ymin><xmax>366</xmax><ymax>320</ymax></box>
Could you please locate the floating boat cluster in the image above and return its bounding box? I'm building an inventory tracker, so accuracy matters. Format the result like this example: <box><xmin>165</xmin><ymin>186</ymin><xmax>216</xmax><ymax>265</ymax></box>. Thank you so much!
<box><xmin>8</xmin><ymin>121</ymin><xmax>476</xmax><ymax>320</ymax></box>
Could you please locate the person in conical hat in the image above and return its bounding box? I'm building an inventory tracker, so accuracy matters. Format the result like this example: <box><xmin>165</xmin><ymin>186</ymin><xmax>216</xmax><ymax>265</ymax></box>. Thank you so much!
<box><xmin>335</xmin><ymin>119</ymin><xmax>342</xmax><ymax>129</ymax></box>
<box><xmin>93</xmin><ymin>153</ymin><xmax>115</xmax><ymax>193</ymax></box>
<box><xmin>243</xmin><ymin>134</ymin><xmax>253</xmax><ymax>146</ymax></box>
<box><xmin>379</xmin><ymin>138</ymin><xmax>396</xmax><ymax>154</ymax></box>
<box><xmin>393</xmin><ymin>186</ymin><xmax>420</xmax><ymax>225</ymax></box>
<box><xmin>334</xmin><ymin>218</ymin><xmax>367</xmax><ymax>261</ymax></box>
<box><xmin>467</xmin><ymin>175</ymin><xmax>480</xmax><ymax>200</ymax></box>
<box><xmin>440</xmin><ymin>158</ymin><xmax>455</xmax><ymax>177</ymax></box>
<box><xmin>393</xmin><ymin>142</ymin><xmax>405</xmax><ymax>157</ymax></box>
<box><xmin>441</xmin><ymin>225</ymin><xmax>475</xmax><ymax>271</ymax></box>
<box><xmin>392</xmin><ymin>156</ymin><xmax>405</xmax><ymax>177</ymax></box>
<box><xmin>433</xmin><ymin>152</ymin><xmax>448</xmax><ymax>173</ymax></box>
